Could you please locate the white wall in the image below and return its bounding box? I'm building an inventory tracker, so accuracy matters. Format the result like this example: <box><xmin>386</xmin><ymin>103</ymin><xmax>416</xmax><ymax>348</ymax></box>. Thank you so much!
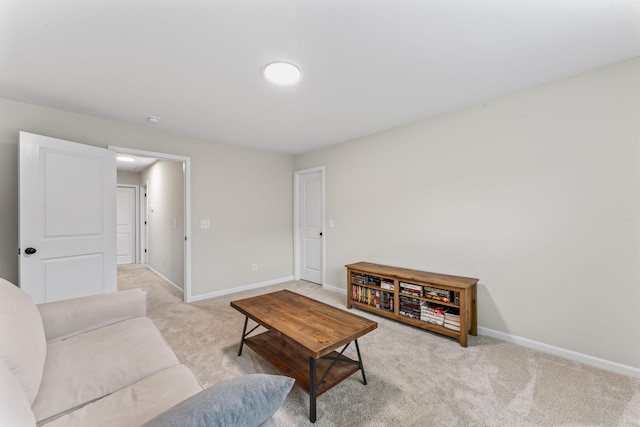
<box><xmin>0</xmin><ymin>99</ymin><xmax>294</xmax><ymax>296</ymax></box>
<box><xmin>294</xmin><ymin>57</ymin><xmax>640</xmax><ymax>370</ymax></box>
<box><xmin>141</xmin><ymin>160</ymin><xmax>184</xmax><ymax>289</ymax></box>
<box><xmin>117</xmin><ymin>170</ymin><xmax>142</xmax><ymax>186</ymax></box>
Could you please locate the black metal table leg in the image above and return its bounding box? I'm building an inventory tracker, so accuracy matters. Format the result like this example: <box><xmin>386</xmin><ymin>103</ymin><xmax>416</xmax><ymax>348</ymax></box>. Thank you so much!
<box><xmin>238</xmin><ymin>316</ymin><xmax>249</xmax><ymax>356</ymax></box>
<box><xmin>354</xmin><ymin>339</ymin><xmax>367</xmax><ymax>385</ymax></box>
<box><xmin>309</xmin><ymin>357</ymin><xmax>317</xmax><ymax>423</ymax></box>
<box><xmin>306</xmin><ymin>340</ymin><xmax>369</xmax><ymax>422</ymax></box>
<box><xmin>237</xmin><ymin>317</ymin><xmax>262</xmax><ymax>357</ymax></box>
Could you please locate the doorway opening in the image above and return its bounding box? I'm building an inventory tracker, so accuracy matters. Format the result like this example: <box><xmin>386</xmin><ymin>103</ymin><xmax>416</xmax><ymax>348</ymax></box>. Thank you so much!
<box><xmin>110</xmin><ymin>146</ymin><xmax>192</xmax><ymax>303</ymax></box>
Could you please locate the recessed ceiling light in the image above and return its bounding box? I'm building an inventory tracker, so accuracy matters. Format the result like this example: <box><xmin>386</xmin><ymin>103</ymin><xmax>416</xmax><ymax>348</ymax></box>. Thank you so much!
<box><xmin>117</xmin><ymin>156</ymin><xmax>135</xmax><ymax>162</ymax></box>
<box><xmin>146</xmin><ymin>115</ymin><xmax>160</xmax><ymax>124</ymax></box>
<box><xmin>264</xmin><ymin>61</ymin><xmax>301</xmax><ymax>85</ymax></box>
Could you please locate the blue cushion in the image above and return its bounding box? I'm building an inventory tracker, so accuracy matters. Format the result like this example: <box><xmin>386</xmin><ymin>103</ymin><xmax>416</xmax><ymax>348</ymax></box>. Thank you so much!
<box><xmin>143</xmin><ymin>374</ymin><xmax>294</xmax><ymax>427</ymax></box>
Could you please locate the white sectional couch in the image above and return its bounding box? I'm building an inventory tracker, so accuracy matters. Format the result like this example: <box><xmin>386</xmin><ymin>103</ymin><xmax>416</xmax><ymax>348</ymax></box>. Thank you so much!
<box><xmin>0</xmin><ymin>278</ymin><xmax>293</xmax><ymax>427</ymax></box>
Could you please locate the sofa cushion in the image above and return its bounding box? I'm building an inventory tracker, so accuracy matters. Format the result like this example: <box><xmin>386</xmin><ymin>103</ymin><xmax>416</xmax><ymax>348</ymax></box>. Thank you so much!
<box><xmin>32</xmin><ymin>317</ymin><xmax>180</xmax><ymax>423</ymax></box>
<box><xmin>0</xmin><ymin>358</ymin><xmax>36</xmax><ymax>427</ymax></box>
<box><xmin>38</xmin><ymin>288</ymin><xmax>147</xmax><ymax>342</ymax></box>
<box><xmin>142</xmin><ymin>374</ymin><xmax>295</xmax><ymax>427</ymax></box>
<box><xmin>41</xmin><ymin>364</ymin><xmax>202</xmax><ymax>427</ymax></box>
<box><xmin>0</xmin><ymin>278</ymin><xmax>47</xmax><ymax>405</ymax></box>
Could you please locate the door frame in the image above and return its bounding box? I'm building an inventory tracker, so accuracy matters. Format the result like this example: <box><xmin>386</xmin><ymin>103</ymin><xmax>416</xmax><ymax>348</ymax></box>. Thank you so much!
<box><xmin>293</xmin><ymin>166</ymin><xmax>325</xmax><ymax>285</ymax></box>
<box><xmin>140</xmin><ymin>181</ymin><xmax>148</xmax><ymax>265</ymax></box>
<box><xmin>116</xmin><ymin>184</ymin><xmax>140</xmax><ymax>264</ymax></box>
<box><xmin>109</xmin><ymin>145</ymin><xmax>193</xmax><ymax>303</ymax></box>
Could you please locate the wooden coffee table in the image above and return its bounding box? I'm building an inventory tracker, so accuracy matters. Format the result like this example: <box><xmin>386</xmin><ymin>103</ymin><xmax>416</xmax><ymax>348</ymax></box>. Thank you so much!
<box><xmin>230</xmin><ymin>290</ymin><xmax>377</xmax><ymax>423</ymax></box>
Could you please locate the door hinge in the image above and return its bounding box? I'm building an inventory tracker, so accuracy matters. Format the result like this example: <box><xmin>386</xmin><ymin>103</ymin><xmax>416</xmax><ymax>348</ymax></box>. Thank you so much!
<box><xmin>184</xmin><ymin>236</ymin><xmax>187</xmax><ymax>241</ymax></box>
<box><xmin>18</xmin><ymin>248</ymin><xmax>20</xmax><ymax>255</ymax></box>
<box><xmin>144</xmin><ymin>249</ymin><xmax>147</xmax><ymax>253</ymax></box>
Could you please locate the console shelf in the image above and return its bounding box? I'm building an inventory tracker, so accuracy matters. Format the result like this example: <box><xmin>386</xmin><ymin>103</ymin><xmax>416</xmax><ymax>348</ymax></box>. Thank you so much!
<box><xmin>346</xmin><ymin>262</ymin><xmax>478</xmax><ymax>347</ymax></box>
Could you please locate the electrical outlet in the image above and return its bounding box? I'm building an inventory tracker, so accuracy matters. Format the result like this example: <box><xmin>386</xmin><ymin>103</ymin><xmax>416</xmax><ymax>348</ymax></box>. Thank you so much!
<box><xmin>252</xmin><ymin>264</ymin><xmax>258</xmax><ymax>272</ymax></box>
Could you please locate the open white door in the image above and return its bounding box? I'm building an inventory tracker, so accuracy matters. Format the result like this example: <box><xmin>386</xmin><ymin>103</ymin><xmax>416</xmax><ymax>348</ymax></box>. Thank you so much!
<box><xmin>19</xmin><ymin>132</ymin><xmax>116</xmax><ymax>303</ymax></box>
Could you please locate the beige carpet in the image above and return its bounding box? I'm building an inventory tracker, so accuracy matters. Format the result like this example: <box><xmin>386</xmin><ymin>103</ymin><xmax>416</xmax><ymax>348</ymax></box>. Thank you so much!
<box><xmin>118</xmin><ymin>265</ymin><xmax>640</xmax><ymax>426</ymax></box>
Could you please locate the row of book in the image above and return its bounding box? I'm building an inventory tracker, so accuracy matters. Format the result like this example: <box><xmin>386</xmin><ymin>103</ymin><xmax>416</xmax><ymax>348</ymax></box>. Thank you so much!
<box><xmin>424</xmin><ymin>286</ymin><xmax>454</xmax><ymax>303</ymax></box>
<box><xmin>420</xmin><ymin>302</ymin><xmax>446</xmax><ymax>325</ymax></box>
<box><xmin>352</xmin><ymin>272</ymin><xmax>396</xmax><ymax>291</ymax></box>
<box><xmin>352</xmin><ymin>286</ymin><xmax>393</xmax><ymax>312</ymax></box>
<box><xmin>443</xmin><ymin>312</ymin><xmax>461</xmax><ymax>331</ymax></box>
<box><xmin>399</xmin><ymin>297</ymin><xmax>447</xmax><ymax>324</ymax></box>
<box><xmin>397</xmin><ymin>297</ymin><xmax>462</xmax><ymax>331</ymax></box>
<box><xmin>399</xmin><ymin>282</ymin><xmax>422</xmax><ymax>297</ymax></box>
<box><xmin>351</xmin><ymin>273</ymin><xmax>381</xmax><ymax>286</ymax></box>
<box><xmin>420</xmin><ymin>304</ymin><xmax>461</xmax><ymax>331</ymax></box>
<box><xmin>398</xmin><ymin>281</ymin><xmax>460</xmax><ymax>306</ymax></box>
<box><xmin>398</xmin><ymin>295</ymin><xmax>421</xmax><ymax>319</ymax></box>
<box><xmin>380</xmin><ymin>278</ymin><xmax>394</xmax><ymax>290</ymax></box>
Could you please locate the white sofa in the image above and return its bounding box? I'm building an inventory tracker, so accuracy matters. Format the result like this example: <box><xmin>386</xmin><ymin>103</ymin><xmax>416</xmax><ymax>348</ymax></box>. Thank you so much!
<box><xmin>0</xmin><ymin>278</ymin><xmax>292</xmax><ymax>427</ymax></box>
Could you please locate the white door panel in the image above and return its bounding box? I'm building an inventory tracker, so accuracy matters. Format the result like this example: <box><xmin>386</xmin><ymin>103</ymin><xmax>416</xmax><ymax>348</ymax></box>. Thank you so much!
<box><xmin>19</xmin><ymin>132</ymin><xmax>116</xmax><ymax>303</ymax></box>
<box><xmin>299</xmin><ymin>170</ymin><xmax>323</xmax><ymax>284</ymax></box>
<box><xmin>303</xmin><ymin>237</ymin><xmax>322</xmax><ymax>271</ymax></box>
<box><xmin>44</xmin><ymin>151</ymin><xmax>104</xmax><ymax>236</ymax></box>
<box><xmin>44</xmin><ymin>254</ymin><xmax>104</xmax><ymax>302</ymax></box>
<box><xmin>116</xmin><ymin>233</ymin><xmax>131</xmax><ymax>257</ymax></box>
<box><xmin>116</xmin><ymin>190</ymin><xmax>131</xmax><ymax>223</ymax></box>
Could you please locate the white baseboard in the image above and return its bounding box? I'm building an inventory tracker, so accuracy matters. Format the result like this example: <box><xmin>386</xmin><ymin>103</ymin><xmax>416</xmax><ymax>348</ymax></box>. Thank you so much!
<box><xmin>478</xmin><ymin>326</ymin><xmax>640</xmax><ymax>379</ymax></box>
<box><xmin>189</xmin><ymin>276</ymin><xmax>294</xmax><ymax>302</ymax></box>
<box><xmin>322</xmin><ymin>282</ymin><xmax>347</xmax><ymax>295</ymax></box>
<box><xmin>147</xmin><ymin>266</ymin><xmax>184</xmax><ymax>293</ymax></box>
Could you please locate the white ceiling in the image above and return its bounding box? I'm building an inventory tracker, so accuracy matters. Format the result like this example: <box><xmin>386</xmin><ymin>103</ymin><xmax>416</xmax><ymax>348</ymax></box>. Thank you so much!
<box><xmin>115</xmin><ymin>154</ymin><xmax>157</xmax><ymax>173</ymax></box>
<box><xmin>1</xmin><ymin>1</ymin><xmax>639</xmax><ymax>155</ymax></box>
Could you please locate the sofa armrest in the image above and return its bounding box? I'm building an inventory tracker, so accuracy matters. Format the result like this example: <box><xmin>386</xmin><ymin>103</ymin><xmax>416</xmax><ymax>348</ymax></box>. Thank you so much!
<box><xmin>37</xmin><ymin>288</ymin><xmax>147</xmax><ymax>342</ymax></box>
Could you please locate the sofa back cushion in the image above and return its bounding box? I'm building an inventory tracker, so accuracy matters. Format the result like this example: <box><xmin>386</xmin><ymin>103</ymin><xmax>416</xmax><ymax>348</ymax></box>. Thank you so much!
<box><xmin>0</xmin><ymin>278</ymin><xmax>47</xmax><ymax>405</ymax></box>
<box><xmin>0</xmin><ymin>358</ymin><xmax>36</xmax><ymax>426</ymax></box>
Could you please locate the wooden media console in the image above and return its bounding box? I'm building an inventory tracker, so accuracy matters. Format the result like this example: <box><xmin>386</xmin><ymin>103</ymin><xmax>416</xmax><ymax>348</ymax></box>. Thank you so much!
<box><xmin>346</xmin><ymin>262</ymin><xmax>477</xmax><ymax>347</ymax></box>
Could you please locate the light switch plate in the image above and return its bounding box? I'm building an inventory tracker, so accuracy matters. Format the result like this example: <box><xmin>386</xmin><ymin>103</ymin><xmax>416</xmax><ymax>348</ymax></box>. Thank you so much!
<box><xmin>200</xmin><ymin>219</ymin><xmax>210</xmax><ymax>229</ymax></box>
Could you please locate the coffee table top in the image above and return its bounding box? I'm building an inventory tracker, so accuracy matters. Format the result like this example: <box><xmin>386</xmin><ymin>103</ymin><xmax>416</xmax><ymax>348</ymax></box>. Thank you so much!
<box><xmin>231</xmin><ymin>289</ymin><xmax>377</xmax><ymax>358</ymax></box>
